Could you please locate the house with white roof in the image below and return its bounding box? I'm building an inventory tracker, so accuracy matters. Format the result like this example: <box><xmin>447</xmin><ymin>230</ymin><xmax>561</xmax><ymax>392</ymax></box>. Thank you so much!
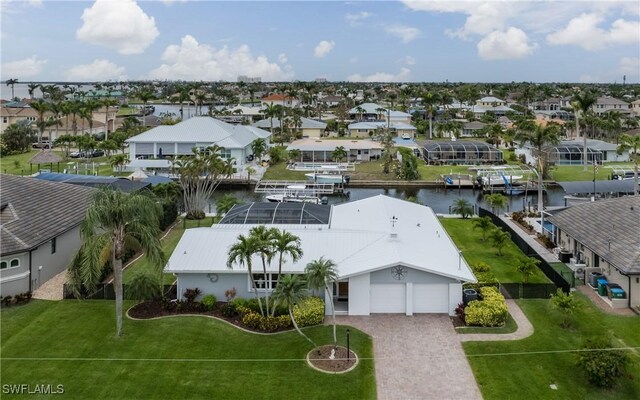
<box><xmin>348</xmin><ymin>103</ymin><xmax>412</xmax><ymax>124</ymax></box>
<box><xmin>287</xmin><ymin>138</ymin><xmax>383</xmax><ymax>162</ymax></box>
<box><xmin>166</xmin><ymin>196</ymin><xmax>476</xmax><ymax>316</ymax></box>
<box><xmin>125</xmin><ymin>117</ymin><xmax>271</xmax><ymax>166</ymax></box>
<box><xmin>476</xmin><ymin>97</ymin><xmax>506</xmax><ymax>107</ymax></box>
<box><xmin>348</xmin><ymin>121</ymin><xmax>417</xmax><ymax>139</ymax></box>
<box><xmin>253</xmin><ymin>117</ymin><xmax>327</xmax><ymax>138</ymax></box>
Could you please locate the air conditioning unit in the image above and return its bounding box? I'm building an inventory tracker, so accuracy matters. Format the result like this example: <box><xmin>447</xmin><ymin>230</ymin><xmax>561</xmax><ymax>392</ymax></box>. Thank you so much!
<box><xmin>574</xmin><ymin>267</ymin><xmax>585</xmax><ymax>280</ymax></box>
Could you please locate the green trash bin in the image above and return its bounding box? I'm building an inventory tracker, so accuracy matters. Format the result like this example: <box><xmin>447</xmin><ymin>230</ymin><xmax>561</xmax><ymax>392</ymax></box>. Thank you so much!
<box><xmin>597</xmin><ymin>279</ymin><xmax>608</xmax><ymax>296</ymax></box>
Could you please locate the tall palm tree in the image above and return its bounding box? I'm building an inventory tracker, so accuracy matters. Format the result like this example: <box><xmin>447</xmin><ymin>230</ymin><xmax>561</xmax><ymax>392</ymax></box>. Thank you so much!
<box><xmin>305</xmin><ymin>257</ymin><xmax>338</xmax><ymax>346</ymax></box>
<box><xmin>27</xmin><ymin>82</ymin><xmax>40</xmax><ymax>100</ymax></box>
<box><xmin>271</xmin><ymin>274</ymin><xmax>316</xmax><ymax>347</ymax></box>
<box><xmin>271</xmin><ymin>230</ymin><xmax>303</xmax><ymax>314</ymax></box>
<box><xmin>264</xmin><ymin>103</ymin><xmax>279</xmax><ymax>136</ymax></box>
<box><xmin>571</xmin><ymin>92</ymin><xmax>597</xmax><ymax>170</ymax></box>
<box><xmin>422</xmin><ymin>91</ymin><xmax>441</xmax><ymax>139</ymax></box>
<box><xmin>6</xmin><ymin>78</ymin><xmax>18</xmax><ymax>100</ymax></box>
<box><xmin>136</xmin><ymin>88</ymin><xmax>155</xmax><ymax>127</ymax></box>
<box><xmin>227</xmin><ymin>234</ymin><xmax>264</xmax><ymax>316</ymax></box>
<box><xmin>69</xmin><ymin>187</ymin><xmax>164</xmax><ymax>336</ymax></box>
<box><xmin>102</xmin><ymin>97</ymin><xmax>119</xmax><ymax>140</ymax></box>
<box><xmin>248</xmin><ymin>225</ymin><xmax>278</xmax><ymax>316</ymax></box>
<box><xmin>516</xmin><ymin>123</ymin><xmax>560</xmax><ymax>218</ymax></box>
<box><xmin>332</xmin><ymin>146</ymin><xmax>347</xmax><ymax>162</ymax></box>
<box><xmin>30</xmin><ymin>99</ymin><xmax>49</xmax><ymax>143</ymax></box>
<box><xmin>617</xmin><ymin>134</ymin><xmax>640</xmax><ymax>196</ymax></box>
<box><xmin>84</xmin><ymin>99</ymin><xmax>102</xmax><ymax>136</ymax></box>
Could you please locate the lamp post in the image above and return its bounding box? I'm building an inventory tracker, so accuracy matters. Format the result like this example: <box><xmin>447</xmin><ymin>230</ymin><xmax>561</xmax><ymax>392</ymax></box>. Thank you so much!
<box><xmin>346</xmin><ymin>329</ymin><xmax>351</xmax><ymax>360</ymax></box>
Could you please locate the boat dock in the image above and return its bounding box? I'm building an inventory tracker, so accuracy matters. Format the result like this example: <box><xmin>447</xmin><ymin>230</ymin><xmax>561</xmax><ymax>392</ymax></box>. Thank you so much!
<box><xmin>440</xmin><ymin>174</ymin><xmax>477</xmax><ymax>189</ymax></box>
<box><xmin>255</xmin><ymin>180</ymin><xmax>344</xmax><ymax>195</ymax></box>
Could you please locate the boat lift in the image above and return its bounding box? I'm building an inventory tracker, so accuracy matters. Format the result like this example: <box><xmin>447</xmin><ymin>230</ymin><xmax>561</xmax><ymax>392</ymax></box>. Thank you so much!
<box><xmin>255</xmin><ymin>180</ymin><xmax>341</xmax><ymax>195</ymax></box>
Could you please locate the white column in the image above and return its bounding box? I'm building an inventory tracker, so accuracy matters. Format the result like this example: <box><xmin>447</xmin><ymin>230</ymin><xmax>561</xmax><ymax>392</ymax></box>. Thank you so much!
<box><xmin>406</xmin><ymin>282</ymin><xmax>413</xmax><ymax>316</ymax></box>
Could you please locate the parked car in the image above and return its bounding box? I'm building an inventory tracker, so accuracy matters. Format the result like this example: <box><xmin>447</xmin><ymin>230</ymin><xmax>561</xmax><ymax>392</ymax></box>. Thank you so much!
<box><xmin>69</xmin><ymin>150</ymin><xmax>83</xmax><ymax>158</ymax></box>
<box><xmin>32</xmin><ymin>141</ymin><xmax>52</xmax><ymax>149</ymax></box>
<box><xmin>88</xmin><ymin>149</ymin><xmax>105</xmax><ymax>158</ymax></box>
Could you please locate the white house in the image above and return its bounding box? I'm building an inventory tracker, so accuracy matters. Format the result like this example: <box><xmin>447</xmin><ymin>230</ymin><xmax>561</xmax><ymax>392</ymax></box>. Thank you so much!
<box><xmin>348</xmin><ymin>121</ymin><xmax>417</xmax><ymax>139</ymax></box>
<box><xmin>125</xmin><ymin>117</ymin><xmax>271</xmax><ymax>165</ymax></box>
<box><xmin>287</xmin><ymin>138</ymin><xmax>383</xmax><ymax>162</ymax></box>
<box><xmin>165</xmin><ymin>196</ymin><xmax>476</xmax><ymax>316</ymax></box>
<box><xmin>253</xmin><ymin>117</ymin><xmax>327</xmax><ymax>138</ymax></box>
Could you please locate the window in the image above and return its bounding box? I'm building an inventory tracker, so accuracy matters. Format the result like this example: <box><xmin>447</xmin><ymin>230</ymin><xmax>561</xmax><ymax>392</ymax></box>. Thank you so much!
<box><xmin>220</xmin><ymin>149</ymin><xmax>232</xmax><ymax>159</ymax></box>
<box><xmin>8</xmin><ymin>259</ymin><xmax>20</xmax><ymax>269</ymax></box>
<box><xmin>2</xmin><ymin>117</ymin><xmax>7</xmax><ymax>123</ymax></box>
<box><xmin>250</xmin><ymin>273</ymin><xmax>281</xmax><ymax>291</ymax></box>
<box><xmin>0</xmin><ymin>261</ymin><xmax>7</xmax><ymax>269</ymax></box>
<box><xmin>51</xmin><ymin>238</ymin><xmax>57</xmax><ymax>254</ymax></box>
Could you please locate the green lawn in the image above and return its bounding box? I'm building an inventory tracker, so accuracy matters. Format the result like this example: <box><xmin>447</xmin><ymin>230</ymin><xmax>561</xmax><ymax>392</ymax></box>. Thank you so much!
<box><xmin>1</xmin><ymin>300</ymin><xmax>375</xmax><ymax>399</ymax></box>
<box><xmin>1</xmin><ymin>151</ymin><xmax>120</xmax><ymax>176</ymax></box>
<box><xmin>464</xmin><ymin>294</ymin><xmax>640</xmax><ymax>399</ymax></box>
<box><xmin>549</xmin><ymin>164</ymin><xmax>634</xmax><ymax>182</ymax></box>
<box><xmin>262</xmin><ymin>163</ymin><xmax>308</xmax><ymax>181</ymax></box>
<box><xmin>440</xmin><ymin>218</ymin><xmax>549</xmax><ymax>283</ymax></box>
<box><xmin>124</xmin><ymin>218</ymin><xmax>211</xmax><ymax>285</ymax></box>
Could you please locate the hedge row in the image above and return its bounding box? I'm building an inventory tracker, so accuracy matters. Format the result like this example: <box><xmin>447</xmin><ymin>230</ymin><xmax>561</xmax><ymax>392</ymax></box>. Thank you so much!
<box><xmin>464</xmin><ymin>286</ymin><xmax>508</xmax><ymax>327</ymax></box>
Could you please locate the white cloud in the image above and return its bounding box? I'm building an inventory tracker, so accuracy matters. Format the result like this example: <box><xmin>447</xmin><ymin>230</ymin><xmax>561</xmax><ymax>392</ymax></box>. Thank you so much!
<box><xmin>347</xmin><ymin>67</ymin><xmax>411</xmax><ymax>82</ymax></box>
<box><xmin>0</xmin><ymin>0</ymin><xmax>42</xmax><ymax>13</ymax></box>
<box><xmin>345</xmin><ymin>11</ymin><xmax>372</xmax><ymax>26</ymax></box>
<box><xmin>278</xmin><ymin>53</ymin><xmax>288</xmax><ymax>64</ymax></box>
<box><xmin>385</xmin><ymin>25</ymin><xmax>420</xmax><ymax>43</ymax></box>
<box><xmin>477</xmin><ymin>27</ymin><xmax>538</xmax><ymax>60</ymax></box>
<box><xmin>398</xmin><ymin>56</ymin><xmax>416</xmax><ymax>66</ymax></box>
<box><xmin>161</xmin><ymin>0</ymin><xmax>188</xmax><ymax>4</ymax></box>
<box><xmin>76</xmin><ymin>0</ymin><xmax>159</xmax><ymax>55</ymax></box>
<box><xmin>1</xmin><ymin>56</ymin><xmax>47</xmax><ymax>79</ymax></box>
<box><xmin>66</xmin><ymin>59</ymin><xmax>127</xmax><ymax>81</ymax></box>
<box><xmin>314</xmin><ymin>40</ymin><xmax>335</xmax><ymax>58</ymax></box>
<box><xmin>147</xmin><ymin>35</ymin><xmax>294</xmax><ymax>81</ymax></box>
<box><xmin>619</xmin><ymin>57</ymin><xmax>640</xmax><ymax>76</ymax></box>
<box><xmin>547</xmin><ymin>13</ymin><xmax>640</xmax><ymax>50</ymax></box>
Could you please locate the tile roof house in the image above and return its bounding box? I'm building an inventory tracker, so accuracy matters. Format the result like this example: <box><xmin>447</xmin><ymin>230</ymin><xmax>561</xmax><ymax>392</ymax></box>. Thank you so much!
<box><xmin>260</xmin><ymin>94</ymin><xmax>300</xmax><ymax>108</ymax></box>
<box><xmin>547</xmin><ymin>197</ymin><xmax>640</xmax><ymax>310</ymax></box>
<box><xmin>0</xmin><ymin>175</ymin><xmax>94</xmax><ymax>296</ymax></box>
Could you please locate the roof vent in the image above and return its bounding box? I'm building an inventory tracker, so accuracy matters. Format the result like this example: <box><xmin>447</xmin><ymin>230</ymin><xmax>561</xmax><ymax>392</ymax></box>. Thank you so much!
<box><xmin>389</xmin><ymin>232</ymin><xmax>398</xmax><ymax>239</ymax></box>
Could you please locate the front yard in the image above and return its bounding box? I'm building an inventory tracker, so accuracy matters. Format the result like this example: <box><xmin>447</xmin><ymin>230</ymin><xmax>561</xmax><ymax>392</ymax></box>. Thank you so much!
<box><xmin>464</xmin><ymin>294</ymin><xmax>640</xmax><ymax>399</ymax></box>
<box><xmin>1</xmin><ymin>300</ymin><xmax>375</xmax><ymax>399</ymax></box>
<box><xmin>440</xmin><ymin>218</ymin><xmax>549</xmax><ymax>283</ymax></box>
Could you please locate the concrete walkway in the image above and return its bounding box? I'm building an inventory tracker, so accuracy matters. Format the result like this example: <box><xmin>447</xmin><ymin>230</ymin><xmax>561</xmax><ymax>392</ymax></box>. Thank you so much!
<box><xmin>498</xmin><ymin>215</ymin><xmax>558</xmax><ymax>263</ymax></box>
<box><xmin>459</xmin><ymin>299</ymin><xmax>534</xmax><ymax>342</ymax></box>
<box><xmin>576</xmin><ymin>285</ymin><xmax>637</xmax><ymax>316</ymax></box>
<box><xmin>336</xmin><ymin>314</ymin><xmax>482</xmax><ymax>400</ymax></box>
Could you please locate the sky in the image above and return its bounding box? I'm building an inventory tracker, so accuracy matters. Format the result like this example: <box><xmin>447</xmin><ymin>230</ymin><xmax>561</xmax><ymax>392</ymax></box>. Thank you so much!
<box><xmin>1</xmin><ymin>0</ymin><xmax>639</xmax><ymax>83</ymax></box>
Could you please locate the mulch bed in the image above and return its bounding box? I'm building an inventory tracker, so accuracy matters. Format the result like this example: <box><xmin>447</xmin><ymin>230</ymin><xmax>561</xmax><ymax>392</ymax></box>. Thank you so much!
<box><xmin>127</xmin><ymin>300</ymin><xmax>290</xmax><ymax>333</ymax></box>
<box><xmin>450</xmin><ymin>316</ymin><xmax>466</xmax><ymax>328</ymax></box>
<box><xmin>308</xmin><ymin>345</ymin><xmax>357</xmax><ymax>373</ymax></box>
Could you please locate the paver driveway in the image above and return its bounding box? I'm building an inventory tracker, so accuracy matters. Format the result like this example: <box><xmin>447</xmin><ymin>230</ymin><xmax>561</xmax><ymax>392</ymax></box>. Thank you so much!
<box><xmin>337</xmin><ymin>314</ymin><xmax>482</xmax><ymax>400</ymax></box>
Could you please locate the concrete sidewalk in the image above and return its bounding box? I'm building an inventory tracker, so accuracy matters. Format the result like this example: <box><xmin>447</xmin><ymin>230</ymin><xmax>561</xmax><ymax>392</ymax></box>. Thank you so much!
<box><xmin>459</xmin><ymin>299</ymin><xmax>534</xmax><ymax>342</ymax></box>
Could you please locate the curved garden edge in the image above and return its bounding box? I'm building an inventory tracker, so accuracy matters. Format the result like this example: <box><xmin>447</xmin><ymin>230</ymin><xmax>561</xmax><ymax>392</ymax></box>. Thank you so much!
<box><xmin>458</xmin><ymin>299</ymin><xmax>534</xmax><ymax>342</ymax></box>
<box><xmin>306</xmin><ymin>345</ymin><xmax>359</xmax><ymax>375</ymax></box>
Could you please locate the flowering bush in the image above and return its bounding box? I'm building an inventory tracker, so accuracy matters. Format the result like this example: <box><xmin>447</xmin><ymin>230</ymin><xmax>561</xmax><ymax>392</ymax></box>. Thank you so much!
<box><xmin>464</xmin><ymin>287</ymin><xmax>508</xmax><ymax>327</ymax></box>
<box><xmin>292</xmin><ymin>297</ymin><xmax>325</xmax><ymax>327</ymax></box>
<box><xmin>241</xmin><ymin>311</ymin><xmax>291</xmax><ymax>332</ymax></box>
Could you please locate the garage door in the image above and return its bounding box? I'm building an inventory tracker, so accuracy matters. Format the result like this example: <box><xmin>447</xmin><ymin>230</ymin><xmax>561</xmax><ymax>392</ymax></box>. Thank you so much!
<box><xmin>413</xmin><ymin>284</ymin><xmax>449</xmax><ymax>313</ymax></box>
<box><xmin>370</xmin><ymin>284</ymin><xmax>406</xmax><ymax>313</ymax></box>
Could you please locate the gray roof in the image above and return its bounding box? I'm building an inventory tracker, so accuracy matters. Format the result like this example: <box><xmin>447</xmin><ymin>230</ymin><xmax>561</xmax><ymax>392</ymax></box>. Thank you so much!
<box><xmin>547</xmin><ymin>197</ymin><xmax>640</xmax><ymax>274</ymax></box>
<box><xmin>34</xmin><ymin>173</ymin><xmax>150</xmax><ymax>192</ymax></box>
<box><xmin>126</xmin><ymin>117</ymin><xmax>271</xmax><ymax>149</ymax></box>
<box><xmin>596</xmin><ymin>96</ymin><xmax>629</xmax><ymax>106</ymax></box>
<box><xmin>0</xmin><ymin>175</ymin><xmax>94</xmax><ymax>255</ymax></box>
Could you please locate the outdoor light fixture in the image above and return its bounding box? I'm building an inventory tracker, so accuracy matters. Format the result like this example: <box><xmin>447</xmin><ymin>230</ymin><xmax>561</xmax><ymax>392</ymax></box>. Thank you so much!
<box><xmin>346</xmin><ymin>329</ymin><xmax>351</xmax><ymax>360</ymax></box>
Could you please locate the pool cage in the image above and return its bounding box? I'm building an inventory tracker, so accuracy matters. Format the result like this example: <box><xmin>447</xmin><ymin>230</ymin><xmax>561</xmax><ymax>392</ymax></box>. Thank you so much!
<box><xmin>422</xmin><ymin>141</ymin><xmax>503</xmax><ymax>165</ymax></box>
<box><xmin>544</xmin><ymin>144</ymin><xmax>602</xmax><ymax>166</ymax></box>
<box><xmin>219</xmin><ymin>202</ymin><xmax>331</xmax><ymax>225</ymax></box>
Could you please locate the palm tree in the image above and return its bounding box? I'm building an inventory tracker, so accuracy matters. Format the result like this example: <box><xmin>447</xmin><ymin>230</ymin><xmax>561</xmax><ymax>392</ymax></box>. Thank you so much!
<box><xmin>136</xmin><ymin>88</ymin><xmax>155</xmax><ymax>127</ymax></box>
<box><xmin>251</xmin><ymin>138</ymin><xmax>267</xmax><ymax>161</ymax></box>
<box><xmin>227</xmin><ymin>234</ymin><xmax>264</xmax><ymax>316</ymax></box>
<box><xmin>6</xmin><ymin>78</ymin><xmax>18</xmax><ymax>100</ymax></box>
<box><xmin>248</xmin><ymin>225</ymin><xmax>278</xmax><ymax>316</ymax></box>
<box><xmin>271</xmin><ymin>230</ymin><xmax>303</xmax><ymax>313</ymax></box>
<box><xmin>484</xmin><ymin>193</ymin><xmax>508</xmax><ymax>215</ymax></box>
<box><xmin>331</xmin><ymin>146</ymin><xmax>347</xmax><ymax>162</ymax></box>
<box><xmin>451</xmin><ymin>198</ymin><xmax>473</xmax><ymax>218</ymax></box>
<box><xmin>264</xmin><ymin>103</ymin><xmax>279</xmax><ymax>136</ymax></box>
<box><xmin>571</xmin><ymin>92</ymin><xmax>597</xmax><ymax>170</ymax></box>
<box><xmin>110</xmin><ymin>153</ymin><xmax>128</xmax><ymax>172</ymax></box>
<box><xmin>271</xmin><ymin>274</ymin><xmax>316</xmax><ymax>347</ymax></box>
<box><xmin>472</xmin><ymin>216</ymin><xmax>494</xmax><ymax>241</ymax></box>
<box><xmin>515</xmin><ymin>124</ymin><xmax>560</xmax><ymax>216</ymax></box>
<box><xmin>70</xmin><ymin>187</ymin><xmax>164</xmax><ymax>336</ymax></box>
<box><xmin>489</xmin><ymin>228</ymin><xmax>510</xmax><ymax>256</ymax></box>
<box><xmin>355</xmin><ymin>106</ymin><xmax>365</xmax><ymax>122</ymax></box>
<box><xmin>84</xmin><ymin>99</ymin><xmax>102</xmax><ymax>136</ymax></box>
<box><xmin>30</xmin><ymin>99</ymin><xmax>49</xmax><ymax>143</ymax></box>
<box><xmin>27</xmin><ymin>82</ymin><xmax>40</xmax><ymax>100</ymax></box>
<box><xmin>422</xmin><ymin>91</ymin><xmax>441</xmax><ymax>139</ymax></box>
<box><xmin>617</xmin><ymin>134</ymin><xmax>640</xmax><ymax>196</ymax></box>
<box><xmin>305</xmin><ymin>257</ymin><xmax>338</xmax><ymax>346</ymax></box>
<box><xmin>215</xmin><ymin>194</ymin><xmax>243</xmax><ymax>216</ymax></box>
<box><xmin>102</xmin><ymin>97</ymin><xmax>119</xmax><ymax>140</ymax></box>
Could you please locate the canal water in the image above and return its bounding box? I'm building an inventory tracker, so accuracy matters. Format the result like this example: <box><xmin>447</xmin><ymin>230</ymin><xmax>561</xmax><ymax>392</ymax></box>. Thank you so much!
<box><xmin>209</xmin><ymin>186</ymin><xmax>568</xmax><ymax>215</ymax></box>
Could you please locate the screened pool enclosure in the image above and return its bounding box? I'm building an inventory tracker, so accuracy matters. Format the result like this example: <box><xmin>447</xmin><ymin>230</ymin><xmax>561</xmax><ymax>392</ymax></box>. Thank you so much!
<box><xmin>544</xmin><ymin>144</ymin><xmax>603</xmax><ymax>165</ymax></box>
<box><xmin>422</xmin><ymin>141</ymin><xmax>503</xmax><ymax>165</ymax></box>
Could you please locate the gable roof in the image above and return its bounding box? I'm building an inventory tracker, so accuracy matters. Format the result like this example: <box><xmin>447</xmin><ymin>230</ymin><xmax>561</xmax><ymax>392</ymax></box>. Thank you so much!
<box><xmin>547</xmin><ymin>197</ymin><xmax>640</xmax><ymax>274</ymax></box>
<box><xmin>253</xmin><ymin>117</ymin><xmax>327</xmax><ymax>130</ymax></box>
<box><xmin>166</xmin><ymin>195</ymin><xmax>476</xmax><ymax>282</ymax></box>
<box><xmin>33</xmin><ymin>173</ymin><xmax>150</xmax><ymax>192</ymax></box>
<box><xmin>0</xmin><ymin>175</ymin><xmax>94</xmax><ymax>255</ymax></box>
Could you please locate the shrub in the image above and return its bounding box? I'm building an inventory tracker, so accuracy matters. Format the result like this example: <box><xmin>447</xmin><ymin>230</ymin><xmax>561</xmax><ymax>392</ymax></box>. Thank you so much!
<box><xmin>465</xmin><ymin>262</ymin><xmax>499</xmax><ymax>292</ymax></box>
<box><xmin>242</xmin><ymin>312</ymin><xmax>262</xmax><ymax>329</ymax></box>
<box><xmin>221</xmin><ymin>303</ymin><xmax>238</xmax><ymax>317</ymax></box>
<box><xmin>2</xmin><ymin>296</ymin><xmax>13</xmax><ymax>307</ymax></box>
<box><xmin>183</xmin><ymin>288</ymin><xmax>201</xmax><ymax>303</ymax></box>
<box><xmin>578</xmin><ymin>337</ymin><xmax>629</xmax><ymax>388</ymax></box>
<box><xmin>464</xmin><ymin>287</ymin><xmax>508</xmax><ymax>327</ymax></box>
<box><xmin>292</xmin><ymin>297</ymin><xmax>325</xmax><ymax>327</ymax></box>
<box><xmin>126</xmin><ymin>271</ymin><xmax>161</xmax><ymax>300</ymax></box>
<box><xmin>224</xmin><ymin>287</ymin><xmax>237</xmax><ymax>301</ymax></box>
<box><xmin>201</xmin><ymin>294</ymin><xmax>216</xmax><ymax>311</ymax></box>
<box><xmin>159</xmin><ymin>201</ymin><xmax>178</xmax><ymax>231</ymax></box>
<box><xmin>455</xmin><ymin>303</ymin><xmax>466</xmax><ymax>319</ymax></box>
<box><xmin>185</xmin><ymin>210</ymin><xmax>205</xmax><ymax>220</ymax></box>
<box><xmin>241</xmin><ymin>311</ymin><xmax>291</xmax><ymax>332</ymax></box>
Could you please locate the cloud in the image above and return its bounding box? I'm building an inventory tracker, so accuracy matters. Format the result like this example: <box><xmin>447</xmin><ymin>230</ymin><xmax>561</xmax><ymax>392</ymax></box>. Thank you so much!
<box><xmin>147</xmin><ymin>35</ymin><xmax>294</xmax><ymax>81</ymax></box>
<box><xmin>546</xmin><ymin>13</ymin><xmax>640</xmax><ymax>50</ymax></box>
<box><xmin>385</xmin><ymin>25</ymin><xmax>420</xmax><ymax>43</ymax></box>
<box><xmin>314</xmin><ymin>40</ymin><xmax>335</xmax><ymax>58</ymax></box>
<box><xmin>66</xmin><ymin>59</ymin><xmax>127</xmax><ymax>81</ymax></box>
<box><xmin>345</xmin><ymin>11</ymin><xmax>371</xmax><ymax>26</ymax></box>
<box><xmin>347</xmin><ymin>67</ymin><xmax>411</xmax><ymax>82</ymax></box>
<box><xmin>278</xmin><ymin>53</ymin><xmax>288</xmax><ymax>64</ymax></box>
<box><xmin>161</xmin><ymin>0</ymin><xmax>188</xmax><ymax>4</ymax></box>
<box><xmin>477</xmin><ymin>27</ymin><xmax>538</xmax><ymax>60</ymax></box>
<box><xmin>619</xmin><ymin>57</ymin><xmax>640</xmax><ymax>76</ymax></box>
<box><xmin>76</xmin><ymin>0</ymin><xmax>159</xmax><ymax>55</ymax></box>
<box><xmin>398</xmin><ymin>56</ymin><xmax>416</xmax><ymax>66</ymax></box>
<box><xmin>1</xmin><ymin>56</ymin><xmax>47</xmax><ymax>79</ymax></box>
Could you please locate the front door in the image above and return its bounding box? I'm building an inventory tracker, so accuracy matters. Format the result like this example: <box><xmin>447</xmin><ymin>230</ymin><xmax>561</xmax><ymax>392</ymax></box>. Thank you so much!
<box><xmin>338</xmin><ymin>282</ymin><xmax>349</xmax><ymax>299</ymax></box>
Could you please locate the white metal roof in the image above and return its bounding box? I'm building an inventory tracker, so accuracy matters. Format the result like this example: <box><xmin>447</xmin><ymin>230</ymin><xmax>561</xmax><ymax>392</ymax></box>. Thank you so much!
<box><xmin>166</xmin><ymin>195</ymin><xmax>476</xmax><ymax>282</ymax></box>
<box><xmin>287</xmin><ymin>138</ymin><xmax>383</xmax><ymax>152</ymax></box>
<box><xmin>253</xmin><ymin>117</ymin><xmax>327</xmax><ymax>130</ymax></box>
<box><xmin>126</xmin><ymin>117</ymin><xmax>271</xmax><ymax>149</ymax></box>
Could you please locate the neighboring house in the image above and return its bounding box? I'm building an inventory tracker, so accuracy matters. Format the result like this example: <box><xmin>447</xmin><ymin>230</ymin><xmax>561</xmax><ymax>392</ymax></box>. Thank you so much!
<box><xmin>547</xmin><ymin>197</ymin><xmax>640</xmax><ymax>310</ymax></box>
<box><xmin>348</xmin><ymin>121</ymin><xmax>417</xmax><ymax>139</ymax></box>
<box><xmin>226</xmin><ymin>105</ymin><xmax>265</xmax><ymax>123</ymax></box>
<box><xmin>318</xmin><ymin>95</ymin><xmax>345</xmax><ymax>108</ymax></box>
<box><xmin>125</xmin><ymin>117</ymin><xmax>272</xmax><ymax>165</ymax></box>
<box><xmin>422</xmin><ymin>141</ymin><xmax>503</xmax><ymax>165</ymax></box>
<box><xmin>630</xmin><ymin>99</ymin><xmax>640</xmax><ymax>117</ymax></box>
<box><xmin>253</xmin><ymin>117</ymin><xmax>327</xmax><ymax>138</ymax></box>
<box><xmin>261</xmin><ymin>94</ymin><xmax>300</xmax><ymax>108</ymax></box>
<box><xmin>461</xmin><ymin>121</ymin><xmax>486</xmax><ymax>137</ymax></box>
<box><xmin>287</xmin><ymin>138</ymin><xmax>383</xmax><ymax>162</ymax></box>
<box><xmin>0</xmin><ymin>175</ymin><xmax>94</xmax><ymax>296</ymax></box>
<box><xmin>536</xmin><ymin>139</ymin><xmax>630</xmax><ymax>166</ymax></box>
<box><xmin>476</xmin><ymin>96</ymin><xmax>506</xmax><ymax>107</ymax></box>
<box><xmin>473</xmin><ymin>105</ymin><xmax>516</xmax><ymax>117</ymax></box>
<box><xmin>591</xmin><ymin>96</ymin><xmax>631</xmax><ymax>116</ymax></box>
<box><xmin>531</xmin><ymin>97</ymin><xmax>563</xmax><ymax>111</ymax></box>
<box><xmin>349</xmin><ymin>102</ymin><xmax>388</xmax><ymax>121</ymax></box>
<box><xmin>33</xmin><ymin>173</ymin><xmax>151</xmax><ymax>192</ymax></box>
<box><xmin>166</xmin><ymin>196</ymin><xmax>476</xmax><ymax>316</ymax></box>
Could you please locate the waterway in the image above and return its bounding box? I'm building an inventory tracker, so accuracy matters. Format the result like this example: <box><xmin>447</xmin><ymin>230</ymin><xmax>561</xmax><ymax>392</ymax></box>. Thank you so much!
<box><xmin>209</xmin><ymin>185</ymin><xmax>567</xmax><ymax>215</ymax></box>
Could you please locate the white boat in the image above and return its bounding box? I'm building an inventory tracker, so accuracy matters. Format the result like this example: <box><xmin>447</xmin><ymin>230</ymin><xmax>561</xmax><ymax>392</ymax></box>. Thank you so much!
<box><xmin>305</xmin><ymin>172</ymin><xmax>345</xmax><ymax>184</ymax></box>
<box><xmin>481</xmin><ymin>174</ymin><xmax>523</xmax><ymax>186</ymax></box>
<box><xmin>265</xmin><ymin>184</ymin><xmax>321</xmax><ymax>204</ymax></box>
